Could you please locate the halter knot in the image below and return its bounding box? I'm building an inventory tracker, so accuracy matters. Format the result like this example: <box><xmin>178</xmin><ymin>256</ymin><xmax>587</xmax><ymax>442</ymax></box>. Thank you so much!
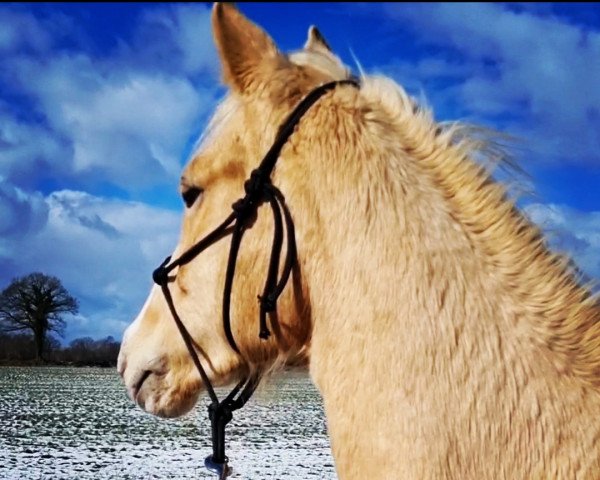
<box><xmin>231</xmin><ymin>198</ymin><xmax>251</xmax><ymax>215</ymax></box>
<box><xmin>244</xmin><ymin>168</ymin><xmax>269</xmax><ymax>196</ymax></box>
<box><xmin>231</xmin><ymin>169</ymin><xmax>269</xmax><ymax>221</ymax></box>
<box><xmin>152</xmin><ymin>256</ymin><xmax>172</xmax><ymax>285</ymax></box>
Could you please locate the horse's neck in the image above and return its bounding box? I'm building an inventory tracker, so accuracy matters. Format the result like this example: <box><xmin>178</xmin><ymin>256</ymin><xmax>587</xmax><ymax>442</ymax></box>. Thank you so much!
<box><xmin>305</xmin><ymin>168</ymin><xmax>501</xmax><ymax>471</ymax></box>
<box><xmin>302</xmin><ymin>146</ymin><xmax>600</xmax><ymax>478</ymax></box>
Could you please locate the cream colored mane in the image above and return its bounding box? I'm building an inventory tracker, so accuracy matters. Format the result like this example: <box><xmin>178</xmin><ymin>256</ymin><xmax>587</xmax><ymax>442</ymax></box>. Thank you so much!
<box><xmin>289</xmin><ymin>35</ymin><xmax>600</xmax><ymax>388</ymax></box>
<box><xmin>359</xmin><ymin>76</ymin><xmax>600</xmax><ymax>387</ymax></box>
<box><xmin>119</xmin><ymin>5</ymin><xmax>600</xmax><ymax>478</ymax></box>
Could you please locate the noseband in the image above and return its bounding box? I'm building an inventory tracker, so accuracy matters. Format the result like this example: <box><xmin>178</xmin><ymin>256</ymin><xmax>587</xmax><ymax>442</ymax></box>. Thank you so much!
<box><xmin>152</xmin><ymin>79</ymin><xmax>359</xmax><ymax>478</ymax></box>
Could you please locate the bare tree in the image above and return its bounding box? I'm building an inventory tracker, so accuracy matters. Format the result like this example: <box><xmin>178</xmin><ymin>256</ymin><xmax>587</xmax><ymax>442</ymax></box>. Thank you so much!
<box><xmin>0</xmin><ymin>273</ymin><xmax>78</xmax><ymax>361</ymax></box>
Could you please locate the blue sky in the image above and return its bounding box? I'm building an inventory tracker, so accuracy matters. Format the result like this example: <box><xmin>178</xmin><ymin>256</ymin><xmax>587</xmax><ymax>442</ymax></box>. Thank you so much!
<box><xmin>1</xmin><ymin>3</ymin><xmax>599</xmax><ymax>342</ymax></box>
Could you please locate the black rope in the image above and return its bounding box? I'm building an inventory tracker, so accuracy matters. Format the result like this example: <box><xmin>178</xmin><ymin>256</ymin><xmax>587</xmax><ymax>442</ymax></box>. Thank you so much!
<box><xmin>159</xmin><ymin>281</ymin><xmax>219</xmax><ymax>405</ymax></box>
<box><xmin>265</xmin><ymin>185</ymin><xmax>297</xmax><ymax>302</ymax></box>
<box><xmin>221</xmin><ymin>221</ymin><xmax>246</xmax><ymax>354</ymax></box>
<box><xmin>257</xmin><ymin>188</ymin><xmax>284</xmax><ymax>339</ymax></box>
<box><xmin>165</xmin><ymin>213</ymin><xmax>236</xmax><ymax>272</ymax></box>
<box><xmin>206</xmin><ymin>373</ymin><xmax>260</xmax><ymax>469</ymax></box>
<box><xmin>258</xmin><ymin>79</ymin><xmax>359</xmax><ymax>175</ymax></box>
<box><xmin>151</xmin><ymin>79</ymin><xmax>360</xmax><ymax>478</ymax></box>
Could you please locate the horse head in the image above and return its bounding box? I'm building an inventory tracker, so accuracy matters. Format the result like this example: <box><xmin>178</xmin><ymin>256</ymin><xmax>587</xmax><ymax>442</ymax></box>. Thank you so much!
<box><xmin>118</xmin><ymin>3</ymin><xmax>355</xmax><ymax>418</ymax></box>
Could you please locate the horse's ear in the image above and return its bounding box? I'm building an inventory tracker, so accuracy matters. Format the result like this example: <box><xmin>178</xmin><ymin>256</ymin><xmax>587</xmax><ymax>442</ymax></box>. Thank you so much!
<box><xmin>212</xmin><ymin>3</ymin><xmax>285</xmax><ymax>93</ymax></box>
<box><xmin>304</xmin><ymin>26</ymin><xmax>333</xmax><ymax>55</ymax></box>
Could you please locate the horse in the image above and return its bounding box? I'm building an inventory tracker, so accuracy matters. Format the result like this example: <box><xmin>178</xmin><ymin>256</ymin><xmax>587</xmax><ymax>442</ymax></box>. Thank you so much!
<box><xmin>118</xmin><ymin>3</ymin><xmax>600</xmax><ymax>478</ymax></box>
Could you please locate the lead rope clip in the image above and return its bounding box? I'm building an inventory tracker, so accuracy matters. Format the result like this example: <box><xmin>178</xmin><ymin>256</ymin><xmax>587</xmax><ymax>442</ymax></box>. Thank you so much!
<box><xmin>204</xmin><ymin>455</ymin><xmax>231</xmax><ymax>479</ymax></box>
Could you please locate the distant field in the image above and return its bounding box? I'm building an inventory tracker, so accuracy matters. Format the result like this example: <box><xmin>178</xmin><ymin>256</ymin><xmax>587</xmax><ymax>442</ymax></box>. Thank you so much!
<box><xmin>0</xmin><ymin>366</ymin><xmax>335</xmax><ymax>479</ymax></box>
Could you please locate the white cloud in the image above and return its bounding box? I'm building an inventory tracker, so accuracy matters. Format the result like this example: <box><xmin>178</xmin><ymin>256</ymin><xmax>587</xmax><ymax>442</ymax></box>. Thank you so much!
<box><xmin>5</xmin><ymin>53</ymin><xmax>213</xmax><ymax>191</ymax></box>
<box><xmin>1</xmin><ymin>4</ymin><xmax>220</xmax><ymax>192</ymax></box>
<box><xmin>0</xmin><ymin>189</ymin><xmax>181</xmax><ymax>341</ymax></box>
<box><xmin>368</xmin><ymin>3</ymin><xmax>600</xmax><ymax>167</ymax></box>
<box><xmin>0</xmin><ymin>4</ymin><xmax>224</xmax><ymax>341</ymax></box>
<box><xmin>62</xmin><ymin>73</ymin><xmax>205</xmax><ymax>182</ymax></box>
<box><xmin>134</xmin><ymin>4</ymin><xmax>218</xmax><ymax>77</ymax></box>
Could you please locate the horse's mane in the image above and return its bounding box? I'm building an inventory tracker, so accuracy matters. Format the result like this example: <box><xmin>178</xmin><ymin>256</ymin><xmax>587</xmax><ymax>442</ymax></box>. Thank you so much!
<box><xmin>289</xmin><ymin>45</ymin><xmax>600</xmax><ymax>387</ymax></box>
<box><xmin>359</xmin><ymin>74</ymin><xmax>600</xmax><ymax>388</ymax></box>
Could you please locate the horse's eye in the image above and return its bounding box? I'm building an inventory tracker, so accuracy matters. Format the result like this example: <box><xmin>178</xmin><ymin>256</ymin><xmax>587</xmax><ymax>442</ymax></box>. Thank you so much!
<box><xmin>182</xmin><ymin>186</ymin><xmax>203</xmax><ymax>208</ymax></box>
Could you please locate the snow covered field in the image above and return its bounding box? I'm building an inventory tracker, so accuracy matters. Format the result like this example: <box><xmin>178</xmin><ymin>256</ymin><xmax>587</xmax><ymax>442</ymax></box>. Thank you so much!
<box><xmin>0</xmin><ymin>367</ymin><xmax>335</xmax><ymax>479</ymax></box>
